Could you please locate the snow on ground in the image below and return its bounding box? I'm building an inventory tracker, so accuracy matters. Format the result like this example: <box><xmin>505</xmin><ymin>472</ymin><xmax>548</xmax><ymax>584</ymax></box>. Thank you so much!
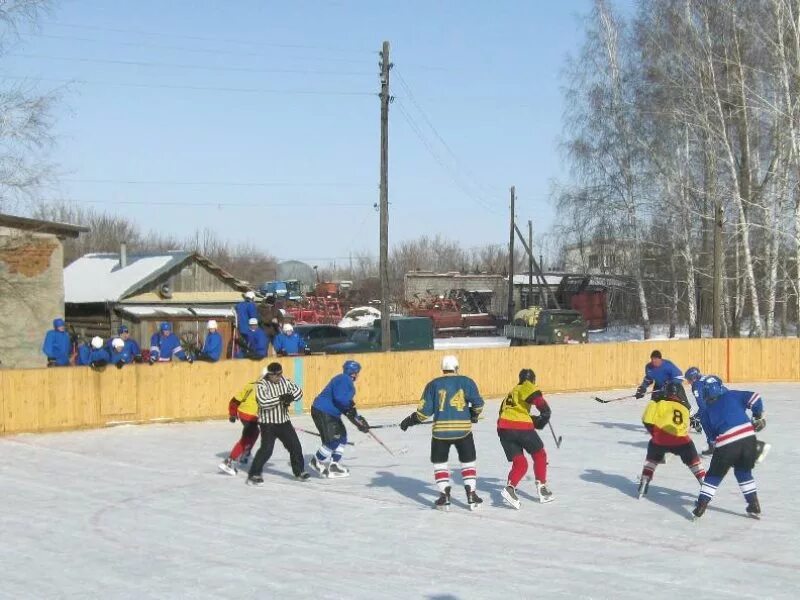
<box><xmin>1</xmin><ymin>384</ymin><xmax>797</xmax><ymax>600</ymax></box>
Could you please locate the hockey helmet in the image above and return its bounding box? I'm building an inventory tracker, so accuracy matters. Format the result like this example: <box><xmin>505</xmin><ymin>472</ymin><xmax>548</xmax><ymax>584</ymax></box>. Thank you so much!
<box><xmin>207</xmin><ymin>320</ymin><xmax>218</xmax><ymax>330</ymax></box>
<box><xmin>518</xmin><ymin>368</ymin><xmax>536</xmax><ymax>384</ymax></box>
<box><xmin>160</xmin><ymin>322</ymin><xmax>171</xmax><ymax>332</ymax></box>
<box><xmin>53</xmin><ymin>317</ymin><xmax>66</xmax><ymax>329</ymax></box>
<box><xmin>282</xmin><ymin>323</ymin><xmax>294</xmax><ymax>334</ymax></box>
<box><xmin>703</xmin><ymin>377</ymin><xmax>726</xmax><ymax>403</ymax></box>
<box><xmin>244</xmin><ymin>291</ymin><xmax>256</xmax><ymax>300</ymax></box>
<box><xmin>441</xmin><ymin>355</ymin><xmax>459</xmax><ymax>372</ymax></box>
<box><xmin>111</xmin><ymin>338</ymin><xmax>125</xmax><ymax>349</ymax></box>
<box><xmin>663</xmin><ymin>381</ymin><xmax>682</xmax><ymax>400</ymax></box>
<box><xmin>343</xmin><ymin>360</ymin><xmax>361</xmax><ymax>376</ymax></box>
<box><xmin>90</xmin><ymin>336</ymin><xmax>104</xmax><ymax>349</ymax></box>
<box><xmin>685</xmin><ymin>367</ymin><xmax>702</xmax><ymax>382</ymax></box>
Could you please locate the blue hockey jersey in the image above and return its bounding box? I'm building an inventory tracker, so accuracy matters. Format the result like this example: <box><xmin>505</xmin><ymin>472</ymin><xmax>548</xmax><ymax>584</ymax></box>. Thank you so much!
<box><xmin>109</xmin><ymin>348</ymin><xmax>134</xmax><ymax>365</ymax></box>
<box><xmin>237</xmin><ymin>328</ymin><xmax>268</xmax><ymax>359</ymax></box>
<box><xmin>235</xmin><ymin>301</ymin><xmax>258</xmax><ymax>329</ymax></box>
<box><xmin>691</xmin><ymin>374</ymin><xmax>724</xmax><ymax>443</ymax></box>
<box><xmin>199</xmin><ymin>331</ymin><xmax>223</xmax><ymax>361</ymax></box>
<box><xmin>76</xmin><ymin>345</ymin><xmax>111</xmax><ymax>366</ymax></box>
<box><xmin>149</xmin><ymin>332</ymin><xmax>188</xmax><ymax>362</ymax></box>
<box><xmin>313</xmin><ymin>373</ymin><xmax>356</xmax><ymax>418</ymax></box>
<box><xmin>274</xmin><ymin>332</ymin><xmax>307</xmax><ymax>355</ymax></box>
<box><xmin>416</xmin><ymin>374</ymin><xmax>484</xmax><ymax>440</ymax></box>
<box><xmin>705</xmin><ymin>389</ymin><xmax>763</xmax><ymax>448</ymax></box>
<box><xmin>42</xmin><ymin>329</ymin><xmax>71</xmax><ymax>366</ymax></box>
<box><xmin>641</xmin><ymin>359</ymin><xmax>684</xmax><ymax>390</ymax></box>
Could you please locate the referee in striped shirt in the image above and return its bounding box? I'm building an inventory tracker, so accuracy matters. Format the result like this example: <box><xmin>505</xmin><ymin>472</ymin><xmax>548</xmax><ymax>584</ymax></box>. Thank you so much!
<box><xmin>247</xmin><ymin>362</ymin><xmax>309</xmax><ymax>485</ymax></box>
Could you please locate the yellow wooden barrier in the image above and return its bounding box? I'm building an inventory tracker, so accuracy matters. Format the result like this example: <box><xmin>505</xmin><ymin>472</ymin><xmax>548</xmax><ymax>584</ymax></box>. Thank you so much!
<box><xmin>1</xmin><ymin>338</ymin><xmax>798</xmax><ymax>435</ymax></box>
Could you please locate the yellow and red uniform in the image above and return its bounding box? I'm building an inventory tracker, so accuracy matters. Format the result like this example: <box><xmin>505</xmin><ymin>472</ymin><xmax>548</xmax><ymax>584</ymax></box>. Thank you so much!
<box><xmin>497</xmin><ymin>380</ymin><xmax>548</xmax><ymax>430</ymax></box>
<box><xmin>642</xmin><ymin>397</ymin><xmax>691</xmax><ymax>446</ymax></box>
<box><xmin>228</xmin><ymin>381</ymin><xmax>259</xmax><ymax>422</ymax></box>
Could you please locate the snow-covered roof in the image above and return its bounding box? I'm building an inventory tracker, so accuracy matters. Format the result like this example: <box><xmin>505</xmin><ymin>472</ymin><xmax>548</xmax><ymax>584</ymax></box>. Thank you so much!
<box><xmin>64</xmin><ymin>252</ymin><xmax>191</xmax><ymax>303</ymax></box>
<box><xmin>117</xmin><ymin>306</ymin><xmax>235</xmax><ymax>318</ymax></box>
<box><xmin>511</xmin><ymin>274</ymin><xmax>564</xmax><ymax>286</ymax></box>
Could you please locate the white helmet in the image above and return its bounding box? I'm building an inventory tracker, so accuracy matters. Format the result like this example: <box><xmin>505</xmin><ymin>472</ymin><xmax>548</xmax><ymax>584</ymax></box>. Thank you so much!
<box><xmin>244</xmin><ymin>291</ymin><xmax>256</xmax><ymax>300</ymax></box>
<box><xmin>111</xmin><ymin>337</ymin><xmax>124</xmax><ymax>349</ymax></box>
<box><xmin>282</xmin><ymin>323</ymin><xmax>294</xmax><ymax>334</ymax></box>
<box><xmin>248</xmin><ymin>317</ymin><xmax>258</xmax><ymax>326</ymax></box>
<box><xmin>91</xmin><ymin>336</ymin><xmax>104</xmax><ymax>349</ymax></box>
<box><xmin>207</xmin><ymin>319</ymin><xmax>218</xmax><ymax>330</ymax></box>
<box><xmin>441</xmin><ymin>355</ymin><xmax>459</xmax><ymax>372</ymax></box>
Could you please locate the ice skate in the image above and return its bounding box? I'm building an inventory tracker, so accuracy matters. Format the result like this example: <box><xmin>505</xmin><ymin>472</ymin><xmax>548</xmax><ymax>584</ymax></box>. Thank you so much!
<box><xmin>309</xmin><ymin>456</ymin><xmax>329</xmax><ymax>477</ymax></box>
<box><xmin>756</xmin><ymin>441</ymin><xmax>771</xmax><ymax>464</ymax></box>
<box><xmin>746</xmin><ymin>496</ymin><xmax>761</xmax><ymax>519</ymax></box>
<box><xmin>465</xmin><ymin>485</ymin><xmax>483</xmax><ymax>511</ymax></box>
<box><xmin>692</xmin><ymin>497</ymin><xmax>709</xmax><ymax>520</ymax></box>
<box><xmin>326</xmin><ymin>462</ymin><xmax>350</xmax><ymax>478</ymax></box>
<box><xmin>246</xmin><ymin>474</ymin><xmax>264</xmax><ymax>486</ymax></box>
<box><xmin>295</xmin><ymin>471</ymin><xmax>311</xmax><ymax>481</ymax></box>
<box><xmin>501</xmin><ymin>484</ymin><xmax>521</xmax><ymax>510</ymax></box>
<box><xmin>218</xmin><ymin>458</ymin><xmax>237</xmax><ymax>476</ymax></box>
<box><xmin>535</xmin><ymin>480</ymin><xmax>554</xmax><ymax>503</ymax></box>
<box><xmin>434</xmin><ymin>486</ymin><xmax>451</xmax><ymax>512</ymax></box>
<box><xmin>637</xmin><ymin>475</ymin><xmax>650</xmax><ymax>499</ymax></box>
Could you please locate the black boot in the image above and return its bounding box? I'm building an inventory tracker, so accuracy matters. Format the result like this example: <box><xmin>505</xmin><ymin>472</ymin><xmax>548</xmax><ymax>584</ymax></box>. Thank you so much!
<box><xmin>465</xmin><ymin>485</ymin><xmax>483</xmax><ymax>511</ymax></box>
<box><xmin>746</xmin><ymin>495</ymin><xmax>761</xmax><ymax>519</ymax></box>
<box><xmin>692</xmin><ymin>496</ymin><xmax>709</xmax><ymax>519</ymax></box>
<box><xmin>435</xmin><ymin>486</ymin><xmax>452</xmax><ymax>511</ymax></box>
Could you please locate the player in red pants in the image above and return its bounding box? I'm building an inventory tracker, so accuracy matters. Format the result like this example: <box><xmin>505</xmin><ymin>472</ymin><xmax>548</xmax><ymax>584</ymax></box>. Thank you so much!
<box><xmin>218</xmin><ymin>371</ymin><xmax>263</xmax><ymax>475</ymax></box>
<box><xmin>497</xmin><ymin>369</ymin><xmax>554</xmax><ymax>508</ymax></box>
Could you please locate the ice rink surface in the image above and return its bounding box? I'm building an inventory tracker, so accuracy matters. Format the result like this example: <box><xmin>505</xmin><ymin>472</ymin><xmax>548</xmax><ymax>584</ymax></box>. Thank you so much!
<box><xmin>1</xmin><ymin>383</ymin><xmax>798</xmax><ymax>600</ymax></box>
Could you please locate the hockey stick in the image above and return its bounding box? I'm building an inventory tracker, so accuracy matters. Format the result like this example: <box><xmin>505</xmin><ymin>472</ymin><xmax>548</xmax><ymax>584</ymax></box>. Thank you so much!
<box><xmin>371</xmin><ymin>421</ymin><xmax>432</xmax><ymax>429</ymax></box>
<box><xmin>294</xmin><ymin>427</ymin><xmax>355</xmax><ymax>446</ymax></box>
<box><xmin>366</xmin><ymin>430</ymin><xmax>408</xmax><ymax>456</ymax></box>
<box><xmin>593</xmin><ymin>388</ymin><xmax>663</xmax><ymax>404</ymax></box>
<box><xmin>547</xmin><ymin>421</ymin><xmax>562</xmax><ymax>449</ymax></box>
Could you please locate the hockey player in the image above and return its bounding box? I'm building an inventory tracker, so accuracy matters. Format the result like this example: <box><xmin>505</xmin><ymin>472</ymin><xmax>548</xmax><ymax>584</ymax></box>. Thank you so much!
<box><xmin>109</xmin><ymin>338</ymin><xmax>134</xmax><ymax>368</ymax></box>
<box><xmin>309</xmin><ymin>360</ymin><xmax>370</xmax><ymax>478</ymax></box>
<box><xmin>635</xmin><ymin>350</ymin><xmax>686</xmax><ymax>402</ymax></box>
<box><xmin>235</xmin><ymin>291</ymin><xmax>258</xmax><ymax>333</ymax></box>
<box><xmin>692</xmin><ymin>379</ymin><xmax>767</xmax><ymax>520</ymax></box>
<box><xmin>196</xmin><ymin>320</ymin><xmax>223</xmax><ymax>362</ymax></box>
<box><xmin>237</xmin><ymin>318</ymin><xmax>268</xmax><ymax>359</ymax></box>
<box><xmin>273</xmin><ymin>323</ymin><xmax>309</xmax><ymax>356</ymax></box>
<box><xmin>218</xmin><ymin>371</ymin><xmax>262</xmax><ymax>475</ymax></box>
<box><xmin>149</xmin><ymin>322</ymin><xmax>192</xmax><ymax>363</ymax></box>
<box><xmin>246</xmin><ymin>362</ymin><xmax>309</xmax><ymax>485</ymax></box>
<box><xmin>42</xmin><ymin>318</ymin><xmax>71</xmax><ymax>366</ymax></box>
<box><xmin>497</xmin><ymin>369</ymin><xmax>554</xmax><ymax>508</ymax></box>
<box><xmin>399</xmin><ymin>355</ymin><xmax>485</xmax><ymax>511</ymax></box>
<box><xmin>637</xmin><ymin>381</ymin><xmax>706</xmax><ymax>498</ymax></box>
<box><xmin>108</xmin><ymin>325</ymin><xmax>142</xmax><ymax>362</ymax></box>
<box><xmin>684</xmin><ymin>367</ymin><xmax>720</xmax><ymax>456</ymax></box>
<box><xmin>76</xmin><ymin>336</ymin><xmax>112</xmax><ymax>367</ymax></box>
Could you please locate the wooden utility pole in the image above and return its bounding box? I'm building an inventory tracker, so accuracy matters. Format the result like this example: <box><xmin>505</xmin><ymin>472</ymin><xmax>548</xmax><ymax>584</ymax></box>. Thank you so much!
<box><xmin>713</xmin><ymin>200</ymin><xmax>723</xmax><ymax>337</ymax></box>
<box><xmin>508</xmin><ymin>186</ymin><xmax>515</xmax><ymax>320</ymax></box>
<box><xmin>379</xmin><ymin>41</ymin><xmax>391</xmax><ymax>351</ymax></box>
<box><xmin>528</xmin><ymin>220</ymin><xmax>534</xmax><ymax>308</ymax></box>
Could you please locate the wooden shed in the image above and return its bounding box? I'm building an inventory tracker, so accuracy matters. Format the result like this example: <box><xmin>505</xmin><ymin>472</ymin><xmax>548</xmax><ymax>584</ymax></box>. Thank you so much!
<box><xmin>63</xmin><ymin>248</ymin><xmax>252</xmax><ymax>358</ymax></box>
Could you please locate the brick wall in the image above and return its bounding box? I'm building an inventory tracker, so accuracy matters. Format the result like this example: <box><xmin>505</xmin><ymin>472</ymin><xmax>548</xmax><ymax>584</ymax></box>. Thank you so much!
<box><xmin>0</xmin><ymin>228</ymin><xmax>65</xmax><ymax>368</ymax></box>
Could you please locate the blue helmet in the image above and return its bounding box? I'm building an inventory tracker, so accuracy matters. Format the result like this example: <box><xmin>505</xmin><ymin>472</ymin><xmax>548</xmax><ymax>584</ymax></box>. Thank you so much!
<box><xmin>160</xmin><ymin>321</ymin><xmax>171</xmax><ymax>332</ymax></box>
<box><xmin>703</xmin><ymin>377</ymin><xmax>726</xmax><ymax>402</ymax></box>
<box><xmin>685</xmin><ymin>367</ymin><xmax>702</xmax><ymax>382</ymax></box>
<box><xmin>343</xmin><ymin>360</ymin><xmax>361</xmax><ymax>376</ymax></box>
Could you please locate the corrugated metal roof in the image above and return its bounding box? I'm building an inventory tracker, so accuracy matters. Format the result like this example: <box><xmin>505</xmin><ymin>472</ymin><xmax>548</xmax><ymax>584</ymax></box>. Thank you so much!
<box><xmin>122</xmin><ymin>291</ymin><xmax>244</xmax><ymax>304</ymax></box>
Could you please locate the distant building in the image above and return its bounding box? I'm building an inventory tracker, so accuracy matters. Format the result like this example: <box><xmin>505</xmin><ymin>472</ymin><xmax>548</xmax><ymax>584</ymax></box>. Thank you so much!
<box><xmin>64</xmin><ymin>247</ymin><xmax>252</xmax><ymax>358</ymax></box>
<box><xmin>562</xmin><ymin>240</ymin><xmax>632</xmax><ymax>276</ymax></box>
<box><xmin>276</xmin><ymin>260</ymin><xmax>316</xmax><ymax>291</ymax></box>
<box><xmin>404</xmin><ymin>272</ymin><xmax>507</xmax><ymax>315</ymax></box>
<box><xmin>0</xmin><ymin>213</ymin><xmax>88</xmax><ymax>368</ymax></box>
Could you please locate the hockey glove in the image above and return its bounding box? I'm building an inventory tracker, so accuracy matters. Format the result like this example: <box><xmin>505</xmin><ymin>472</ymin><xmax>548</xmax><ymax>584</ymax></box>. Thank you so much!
<box><xmin>400</xmin><ymin>413</ymin><xmax>420</xmax><ymax>431</ymax></box>
<box><xmin>133</xmin><ymin>354</ymin><xmax>143</xmax><ymax>364</ymax></box>
<box><xmin>229</xmin><ymin>415</ymin><xmax>237</xmax><ymax>423</ymax></box>
<box><xmin>279</xmin><ymin>393</ymin><xmax>295</xmax><ymax>407</ymax></box>
<box><xmin>532</xmin><ymin>412</ymin><xmax>550</xmax><ymax>430</ymax></box>
<box><xmin>752</xmin><ymin>416</ymin><xmax>766</xmax><ymax>432</ymax></box>
<box><xmin>689</xmin><ymin>414</ymin><xmax>703</xmax><ymax>433</ymax></box>
<box><xmin>47</xmin><ymin>358</ymin><xmax>57</xmax><ymax>367</ymax></box>
<box><xmin>635</xmin><ymin>386</ymin><xmax>647</xmax><ymax>400</ymax></box>
<box><xmin>354</xmin><ymin>414</ymin><xmax>370</xmax><ymax>433</ymax></box>
<box><xmin>469</xmin><ymin>408</ymin><xmax>482</xmax><ymax>423</ymax></box>
<box><xmin>115</xmin><ymin>361</ymin><xmax>124</xmax><ymax>370</ymax></box>
<box><xmin>148</xmin><ymin>355</ymin><xmax>157</xmax><ymax>365</ymax></box>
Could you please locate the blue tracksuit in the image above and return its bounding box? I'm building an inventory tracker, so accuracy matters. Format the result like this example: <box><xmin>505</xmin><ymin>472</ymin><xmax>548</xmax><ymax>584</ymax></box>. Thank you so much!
<box><xmin>640</xmin><ymin>359</ymin><xmax>684</xmax><ymax>391</ymax></box>
<box><xmin>274</xmin><ymin>332</ymin><xmax>307</xmax><ymax>355</ymax></box>
<box><xmin>42</xmin><ymin>329</ymin><xmax>71</xmax><ymax>366</ymax></box>
<box><xmin>108</xmin><ymin>338</ymin><xmax>141</xmax><ymax>359</ymax></box>
<box><xmin>237</xmin><ymin>328</ymin><xmax>268</xmax><ymax>359</ymax></box>
<box><xmin>109</xmin><ymin>348</ymin><xmax>134</xmax><ymax>365</ymax></box>
<box><xmin>77</xmin><ymin>345</ymin><xmax>111</xmax><ymax>366</ymax></box>
<box><xmin>235</xmin><ymin>301</ymin><xmax>258</xmax><ymax>330</ymax></box>
<box><xmin>149</xmin><ymin>332</ymin><xmax>189</xmax><ymax>362</ymax></box>
<box><xmin>313</xmin><ymin>373</ymin><xmax>357</xmax><ymax>418</ymax></box>
<box><xmin>199</xmin><ymin>331</ymin><xmax>223</xmax><ymax>361</ymax></box>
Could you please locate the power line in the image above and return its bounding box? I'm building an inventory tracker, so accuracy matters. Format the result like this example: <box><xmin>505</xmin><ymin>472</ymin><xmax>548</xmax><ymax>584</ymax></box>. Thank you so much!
<box><xmin>3</xmin><ymin>74</ymin><xmax>374</xmax><ymax>96</ymax></box>
<box><xmin>10</xmin><ymin>53</ymin><xmax>374</xmax><ymax>76</ymax></box>
<box><xmin>30</xmin><ymin>33</ymin><xmax>372</xmax><ymax>65</ymax></box>
<box><xmin>41</xmin><ymin>21</ymin><xmax>373</xmax><ymax>55</ymax></box>
<box><xmin>60</xmin><ymin>178</ymin><xmax>375</xmax><ymax>188</ymax></box>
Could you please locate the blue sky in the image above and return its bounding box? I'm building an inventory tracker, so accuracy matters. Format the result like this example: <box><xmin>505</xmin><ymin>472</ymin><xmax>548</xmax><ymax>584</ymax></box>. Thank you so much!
<box><xmin>5</xmin><ymin>0</ymin><xmax>625</xmax><ymax>266</ymax></box>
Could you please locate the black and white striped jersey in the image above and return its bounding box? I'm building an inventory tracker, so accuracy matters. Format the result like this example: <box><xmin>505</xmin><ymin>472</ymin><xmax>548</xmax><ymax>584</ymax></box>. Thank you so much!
<box><xmin>255</xmin><ymin>376</ymin><xmax>303</xmax><ymax>424</ymax></box>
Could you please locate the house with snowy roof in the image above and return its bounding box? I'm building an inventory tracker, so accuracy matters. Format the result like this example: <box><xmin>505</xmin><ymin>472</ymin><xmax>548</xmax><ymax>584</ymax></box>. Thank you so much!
<box><xmin>63</xmin><ymin>245</ymin><xmax>253</xmax><ymax>359</ymax></box>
